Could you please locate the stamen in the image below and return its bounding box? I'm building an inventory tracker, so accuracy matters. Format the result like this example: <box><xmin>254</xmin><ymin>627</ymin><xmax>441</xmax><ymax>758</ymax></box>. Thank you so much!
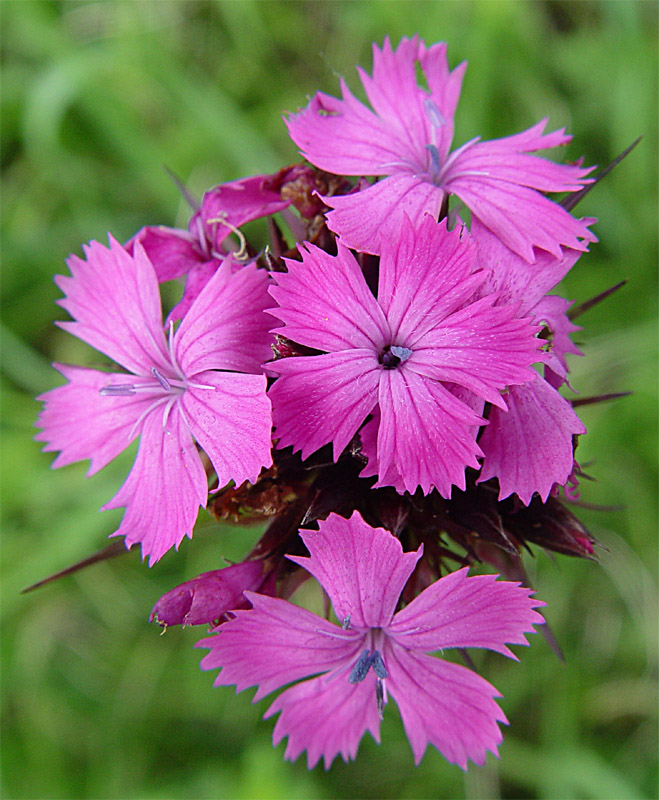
<box><xmin>375</xmin><ymin>678</ymin><xmax>385</xmax><ymax>719</ymax></box>
<box><xmin>100</xmin><ymin>384</ymin><xmax>136</xmax><ymax>396</ymax></box>
<box><xmin>151</xmin><ymin>367</ymin><xmax>172</xmax><ymax>391</ymax></box>
<box><xmin>370</xmin><ymin>649</ymin><xmax>388</xmax><ymax>679</ymax></box>
<box><xmin>341</xmin><ymin>615</ymin><xmax>351</xmax><ymax>630</ymax></box>
<box><xmin>349</xmin><ymin>650</ymin><xmax>373</xmax><ymax>684</ymax></box>
<box><xmin>348</xmin><ymin>649</ymin><xmax>388</xmax><ymax>683</ymax></box>
<box><xmin>425</xmin><ymin>144</ymin><xmax>441</xmax><ymax>181</ymax></box>
<box><xmin>380</xmin><ymin>345</ymin><xmax>413</xmax><ymax>370</ymax></box>
<box><xmin>206</xmin><ymin>213</ymin><xmax>249</xmax><ymax>261</ymax></box>
<box><xmin>424</xmin><ymin>97</ymin><xmax>446</xmax><ymax>128</ymax></box>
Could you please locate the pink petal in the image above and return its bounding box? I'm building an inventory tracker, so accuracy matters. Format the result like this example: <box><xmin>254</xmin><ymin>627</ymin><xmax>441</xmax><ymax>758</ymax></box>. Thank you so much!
<box><xmin>103</xmin><ymin>406</ymin><xmax>208</xmax><ymax>565</ymax></box>
<box><xmin>165</xmin><ymin>258</ymin><xmax>223</xmax><ymax>324</ymax></box>
<box><xmin>408</xmin><ymin>296</ymin><xmax>542</xmax><ymax>408</ymax></box>
<box><xmin>384</xmin><ymin>642</ymin><xmax>507</xmax><ymax>768</ymax></box>
<box><xmin>359</xmin><ymin>37</ymin><xmax>462</xmax><ymax>166</ymax></box>
<box><xmin>447</xmin><ymin>175</ymin><xmax>593</xmax><ymax>263</ymax></box>
<box><xmin>180</xmin><ymin>371</ymin><xmax>272</xmax><ymax>489</ymax></box>
<box><xmin>35</xmin><ymin>363</ymin><xmax>152</xmax><ymax>476</ymax></box>
<box><xmin>324</xmin><ymin>174</ymin><xmax>443</xmax><ymax>255</ymax></box>
<box><xmin>173</xmin><ymin>259</ymin><xmax>273</xmax><ymax>376</ymax></box>
<box><xmin>288</xmin><ymin>512</ymin><xmax>422</xmax><ymax>629</ymax></box>
<box><xmin>471</xmin><ymin>216</ymin><xmax>592</xmax><ymax>314</ymax></box>
<box><xmin>286</xmin><ymin>84</ymin><xmax>408</xmax><ymax>177</ymax></box>
<box><xmin>268</xmin><ymin>351</ymin><xmax>380</xmax><ymax>461</ymax></box>
<box><xmin>389</xmin><ymin>567</ymin><xmax>545</xmax><ymax>658</ymax></box>
<box><xmin>377</xmin><ymin>215</ymin><xmax>484</xmax><ymax>343</ymax></box>
<box><xmin>125</xmin><ymin>225</ymin><xmax>203</xmax><ymax>282</ymax></box>
<box><xmin>376</xmin><ymin>368</ymin><xmax>483</xmax><ymax>496</ymax></box>
<box><xmin>269</xmin><ymin>243</ymin><xmax>390</xmax><ymax>353</ymax></box>
<box><xmin>478</xmin><ymin>375</ymin><xmax>587</xmax><ymax>504</ymax></box>
<box><xmin>266</xmin><ymin>666</ymin><xmax>381</xmax><ymax>769</ymax></box>
<box><xmin>57</xmin><ymin>237</ymin><xmax>170</xmax><ymax>375</ymax></box>
<box><xmin>197</xmin><ymin>592</ymin><xmax>360</xmax><ymax>702</ymax></box>
<box><xmin>150</xmin><ymin>561</ymin><xmax>268</xmax><ymax>626</ymax></box>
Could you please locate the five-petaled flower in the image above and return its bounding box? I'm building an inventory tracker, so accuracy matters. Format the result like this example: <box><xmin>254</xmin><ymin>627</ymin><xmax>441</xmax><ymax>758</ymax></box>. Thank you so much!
<box><xmin>268</xmin><ymin>214</ymin><xmax>544</xmax><ymax>496</ymax></box>
<box><xmin>287</xmin><ymin>36</ymin><xmax>593</xmax><ymax>260</ymax></box>
<box><xmin>198</xmin><ymin>512</ymin><xmax>545</xmax><ymax>769</ymax></box>
<box><xmin>35</xmin><ymin>237</ymin><xmax>273</xmax><ymax>564</ymax></box>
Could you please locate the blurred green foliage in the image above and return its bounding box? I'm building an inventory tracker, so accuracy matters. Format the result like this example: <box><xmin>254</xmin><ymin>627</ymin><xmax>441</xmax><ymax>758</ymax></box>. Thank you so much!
<box><xmin>1</xmin><ymin>1</ymin><xmax>657</xmax><ymax>798</ymax></box>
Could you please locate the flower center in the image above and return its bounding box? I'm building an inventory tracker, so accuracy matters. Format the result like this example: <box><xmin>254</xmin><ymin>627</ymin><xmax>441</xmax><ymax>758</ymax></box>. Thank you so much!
<box><xmin>379</xmin><ymin>345</ymin><xmax>413</xmax><ymax>370</ymax></box>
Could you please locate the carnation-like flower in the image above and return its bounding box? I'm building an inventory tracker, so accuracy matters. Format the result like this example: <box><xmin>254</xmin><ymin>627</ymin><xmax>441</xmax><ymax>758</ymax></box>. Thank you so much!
<box><xmin>286</xmin><ymin>36</ymin><xmax>593</xmax><ymax>260</ymax></box>
<box><xmin>268</xmin><ymin>215</ymin><xmax>543</xmax><ymax>496</ymax></box>
<box><xmin>198</xmin><ymin>512</ymin><xmax>544</xmax><ymax>768</ymax></box>
<box><xmin>35</xmin><ymin>237</ymin><xmax>273</xmax><ymax>564</ymax></box>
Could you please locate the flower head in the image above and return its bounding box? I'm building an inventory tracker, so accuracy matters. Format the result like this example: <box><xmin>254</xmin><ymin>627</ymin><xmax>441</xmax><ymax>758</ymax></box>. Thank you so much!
<box><xmin>198</xmin><ymin>512</ymin><xmax>544</xmax><ymax>769</ymax></box>
<box><xmin>286</xmin><ymin>36</ymin><xmax>593</xmax><ymax>260</ymax></box>
<box><xmin>268</xmin><ymin>215</ymin><xmax>543</xmax><ymax>496</ymax></box>
<box><xmin>35</xmin><ymin>237</ymin><xmax>273</xmax><ymax>564</ymax></box>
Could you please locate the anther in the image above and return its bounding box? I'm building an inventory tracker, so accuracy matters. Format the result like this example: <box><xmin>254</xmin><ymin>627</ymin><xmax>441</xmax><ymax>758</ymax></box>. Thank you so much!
<box><xmin>380</xmin><ymin>345</ymin><xmax>413</xmax><ymax>370</ymax></box>
<box><xmin>424</xmin><ymin>97</ymin><xmax>446</xmax><ymax>128</ymax></box>
<box><xmin>151</xmin><ymin>367</ymin><xmax>172</xmax><ymax>391</ymax></box>
<box><xmin>100</xmin><ymin>384</ymin><xmax>136</xmax><ymax>396</ymax></box>
<box><xmin>425</xmin><ymin>144</ymin><xmax>441</xmax><ymax>181</ymax></box>
<box><xmin>206</xmin><ymin>213</ymin><xmax>249</xmax><ymax>261</ymax></box>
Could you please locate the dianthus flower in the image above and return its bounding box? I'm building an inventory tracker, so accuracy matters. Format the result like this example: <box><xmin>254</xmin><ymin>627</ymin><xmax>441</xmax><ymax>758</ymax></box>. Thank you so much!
<box><xmin>198</xmin><ymin>512</ymin><xmax>544</xmax><ymax>768</ymax></box>
<box><xmin>268</xmin><ymin>215</ymin><xmax>543</xmax><ymax>496</ymax></box>
<box><xmin>35</xmin><ymin>237</ymin><xmax>273</xmax><ymax>564</ymax></box>
<box><xmin>286</xmin><ymin>36</ymin><xmax>593</xmax><ymax>259</ymax></box>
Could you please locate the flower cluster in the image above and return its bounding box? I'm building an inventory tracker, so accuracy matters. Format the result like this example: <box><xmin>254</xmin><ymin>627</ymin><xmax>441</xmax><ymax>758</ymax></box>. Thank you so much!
<box><xmin>35</xmin><ymin>37</ymin><xmax>628</xmax><ymax>769</ymax></box>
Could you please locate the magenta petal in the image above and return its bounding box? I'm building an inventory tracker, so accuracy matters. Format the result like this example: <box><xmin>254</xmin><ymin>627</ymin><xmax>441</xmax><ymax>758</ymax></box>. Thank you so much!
<box><xmin>288</xmin><ymin>512</ymin><xmax>422</xmax><ymax>629</ymax></box>
<box><xmin>180</xmin><ymin>371</ymin><xmax>272</xmax><ymax>489</ymax></box>
<box><xmin>165</xmin><ymin>258</ymin><xmax>223</xmax><ymax>324</ymax></box>
<box><xmin>324</xmin><ymin>174</ymin><xmax>443</xmax><ymax>255</ymax></box>
<box><xmin>448</xmin><ymin>175</ymin><xmax>592</xmax><ymax>263</ymax></box>
<box><xmin>409</xmin><ymin>297</ymin><xmax>542</xmax><ymax>407</ymax></box>
<box><xmin>471</xmin><ymin>216</ymin><xmax>591</xmax><ymax>313</ymax></box>
<box><xmin>478</xmin><ymin>376</ymin><xmax>587</xmax><ymax>504</ymax></box>
<box><xmin>286</xmin><ymin>84</ymin><xmax>406</xmax><ymax>177</ymax></box>
<box><xmin>364</xmin><ymin>37</ymin><xmax>465</xmax><ymax>164</ymax></box>
<box><xmin>266</xmin><ymin>667</ymin><xmax>381</xmax><ymax>769</ymax></box>
<box><xmin>197</xmin><ymin>592</ymin><xmax>360</xmax><ymax>702</ymax></box>
<box><xmin>103</xmin><ymin>407</ymin><xmax>207</xmax><ymax>565</ymax></box>
<box><xmin>376</xmin><ymin>368</ymin><xmax>483</xmax><ymax>496</ymax></box>
<box><xmin>269</xmin><ymin>243</ymin><xmax>390</xmax><ymax>353</ymax></box>
<box><xmin>150</xmin><ymin>561</ymin><xmax>267</xmax><ymax>626</ymax></box>
<box><xmin>35</xmin><ymin>364</ymin><xmax>151</xmax><ymax>475</ymax></box>
<box><xmin>377</xmin><ymin>216</ymin><xmax>484</xmax><ymax>343</ymax></box>
<box><xmin>389</xmin><ymin>568</ymin><xmax>545</xmax><ymax>657</ymax></box>
<box><xmin>57</xmin><ymin>237</ymin><xmax>170</xmax><ymax>375</ymax></box>
<box><xmin>384</xmin><ymin>643</ymin><xmax>507</xmax><ymax>768</ymax></box>
<box><xmin>174</xmin><ymin>259</ymin><xmax>273</xmax><ymax>376</ymax></box>
<box><xmin>268</xmin><ymin>351</ymin><xmax>379</xmax><ymax>460</ymax></box>
<box><xmin>125</xmin><ymin>225</ymin><xmax>202</xmax><ymax>282</ymax></box>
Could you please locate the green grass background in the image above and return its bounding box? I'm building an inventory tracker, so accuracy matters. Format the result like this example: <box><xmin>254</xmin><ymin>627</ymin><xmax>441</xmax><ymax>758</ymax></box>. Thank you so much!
<box><xmin>2</xmin><ymin>1</ymin><xmax>657</xmax><ymax>798</ymax></box>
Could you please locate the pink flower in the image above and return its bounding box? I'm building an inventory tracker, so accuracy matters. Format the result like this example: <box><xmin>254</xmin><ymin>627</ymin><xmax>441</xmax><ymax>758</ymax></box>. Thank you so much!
<box><xmin>127</xmin><ymin>173</ymin><xmax>291</xmax><ymax>321</ymax></box>
<box><xmin>35</xmin><ymin>237</ymin><xmax>273</xmax><ymax>564</ymax></box>
<box><xmin>286</xmin><ymin>36</ymin><xmax>593</xmax><ymax>260</ymax></box>
<box><xmin>267</xmin><ymin>215</ymin><xmax>543</xmax><ymax>496</ymax></box>
<box><xmin>198</xmin><ymin>512</ymin><xmax>544</xmax><ymax>769</ymax></box>
<box><xmin>470</xmin><ymin>218</ymin><xmax>588</xmax><ymax>503</ymax></box>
